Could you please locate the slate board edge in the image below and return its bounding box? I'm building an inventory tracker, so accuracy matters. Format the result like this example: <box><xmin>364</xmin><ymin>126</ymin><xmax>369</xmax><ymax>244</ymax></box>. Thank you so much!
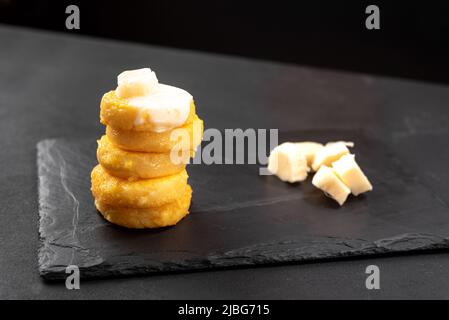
<box><xmin>37</xmin><ymin>140</ymin><xmax>58</xmax><ymax>280</ymax></box>
<box><xmin>39</xmin><ymin>232</ymin><xmax>449</xmax><ymax>281</ymax></box>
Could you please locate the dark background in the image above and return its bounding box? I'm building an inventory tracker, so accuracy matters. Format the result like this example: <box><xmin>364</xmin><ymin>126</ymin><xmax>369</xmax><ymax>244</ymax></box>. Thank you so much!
<box><xmin>1</xmin><ymin>0</ymin><xmax>449</xmax><ymax>84</ymax></box>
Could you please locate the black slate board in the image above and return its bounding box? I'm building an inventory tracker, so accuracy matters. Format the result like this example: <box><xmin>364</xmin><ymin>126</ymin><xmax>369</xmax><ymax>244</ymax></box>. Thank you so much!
<box><xmin>37</xmin><ymin>131</ymin><xmax>449</xmax><ymax>280</ymax></box>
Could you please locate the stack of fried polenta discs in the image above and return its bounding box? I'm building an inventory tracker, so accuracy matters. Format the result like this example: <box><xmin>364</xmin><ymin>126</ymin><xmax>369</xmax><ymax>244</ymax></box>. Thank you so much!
<box><xmin>91</xmin><ymin>90</ymin><xmax>203</xmax><ymax>228</ymax></box>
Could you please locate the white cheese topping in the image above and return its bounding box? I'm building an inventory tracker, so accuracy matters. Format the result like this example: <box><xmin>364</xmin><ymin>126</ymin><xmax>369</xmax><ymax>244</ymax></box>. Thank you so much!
<box><xmin>116</xmin><ymin>68</ymin><xmax>192</xmax><ymax>132</ymax></box>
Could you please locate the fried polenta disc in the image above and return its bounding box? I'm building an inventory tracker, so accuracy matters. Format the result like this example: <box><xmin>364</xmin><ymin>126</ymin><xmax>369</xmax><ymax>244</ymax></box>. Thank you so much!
<box><xmin>97</xmin><ymin>135</ymin><xmax>189</xmax><ymax>180</ymax></box>
<box><xmin>106</xmin><ymin>115</ymin><xmax>203</xmax><ymax>153</ymax></box>
<box><xmin>95</xmin><ymin>185</ymin><xmax>192</xmax><ymax>228</ymax></box>
<box><xmin>100</xmin><ymin>90</ymin><xmax>196</xmax><ymax>131</ymax></box>
<box><xmin>91</xmin><ymin>165</ymin><xmax>188</xmax><ymax>208</ymax></box>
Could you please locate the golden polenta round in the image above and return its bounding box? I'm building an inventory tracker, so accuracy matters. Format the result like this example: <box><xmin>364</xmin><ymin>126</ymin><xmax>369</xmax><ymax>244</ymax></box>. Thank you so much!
<box><xmin>106</xmin><ymin>115</ymin><xmax>203</xmax><ymax>153</ymax></box>
<box><xmin>91</xmin><ymin>165</ymin><xmax>188</xmax><ymax>208</ymax></box>
<box><xmin>95</xmin><ymin>185</ymin><xmax>192</xmax><ymax>229</ymax></box>
<box><xmin>97</xmin><ymin>135</ymin><xmax>189</xmax><ymax>180</ymax></box>
<box><xmin>100</xmin><ymin>90</ymin><xmax>196</xmax><ymax>131</ymax></box>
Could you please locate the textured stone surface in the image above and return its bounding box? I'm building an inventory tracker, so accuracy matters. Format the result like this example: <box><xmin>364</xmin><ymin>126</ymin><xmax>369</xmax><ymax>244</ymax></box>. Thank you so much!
<box><xmin>37</xmin><ymin>131</ymin><xmax>449</xmax><ymax>280</ymax></box>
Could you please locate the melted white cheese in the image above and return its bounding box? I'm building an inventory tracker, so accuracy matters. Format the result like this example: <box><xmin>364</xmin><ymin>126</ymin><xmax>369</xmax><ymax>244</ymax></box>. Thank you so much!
<box><xmin>115</xmin><ymin>68</ymin><xmax>192</xmax><ymax>132</ymax></box>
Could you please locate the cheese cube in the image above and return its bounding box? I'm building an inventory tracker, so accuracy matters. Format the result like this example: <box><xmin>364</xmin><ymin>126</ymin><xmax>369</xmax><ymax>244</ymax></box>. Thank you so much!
<box><xmin>311</xmin><ymin>141</ymin><xmax>350</xmax><ymax>172</ymax></box>
<box><xmin>332</xmin><ymin>154</ymin><xmax>373</xmax><ymax>196</ymax></box>
<box><xmin>294</xmin><ymin>142</ymin><xmax>324</xmax><ymax>167</ymax></box>
<box><xmin>312</xmin><ymin>165</ymin><xmax>351</xmax><ymax>206</ymax></box>
<box><xmin>268</xmin><ymin>142</ymin><xmax>309</xmax><ymax>183</ymax></box>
